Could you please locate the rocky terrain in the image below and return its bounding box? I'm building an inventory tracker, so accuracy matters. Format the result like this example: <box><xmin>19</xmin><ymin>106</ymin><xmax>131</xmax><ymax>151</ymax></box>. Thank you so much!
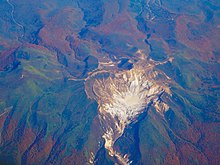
<box><xmin>0</xmin><ymin>0</ymin><xmax>220</xmax><ymax>164</ymax></box>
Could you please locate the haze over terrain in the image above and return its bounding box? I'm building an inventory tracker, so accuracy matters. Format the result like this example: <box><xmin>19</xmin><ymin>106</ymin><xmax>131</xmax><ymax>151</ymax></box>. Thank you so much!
<box><xmin>0</xmin><ymin>0</ymin><xmax>219</xmax><ymax>164</ymax></box>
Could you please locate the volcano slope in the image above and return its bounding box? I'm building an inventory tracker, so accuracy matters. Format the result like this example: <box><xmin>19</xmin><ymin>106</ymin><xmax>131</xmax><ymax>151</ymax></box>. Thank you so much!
<box><xmin>92</xmin><ymin>63</ymin><xmax>171</xmax><ymax>164</ymax></box>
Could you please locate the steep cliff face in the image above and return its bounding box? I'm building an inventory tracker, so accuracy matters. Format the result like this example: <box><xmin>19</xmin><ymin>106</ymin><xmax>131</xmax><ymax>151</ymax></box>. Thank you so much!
<box><xmin>92</xmin><ymin>66</ymin><xmax>170</xmax><ymax>164</ymax></box>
